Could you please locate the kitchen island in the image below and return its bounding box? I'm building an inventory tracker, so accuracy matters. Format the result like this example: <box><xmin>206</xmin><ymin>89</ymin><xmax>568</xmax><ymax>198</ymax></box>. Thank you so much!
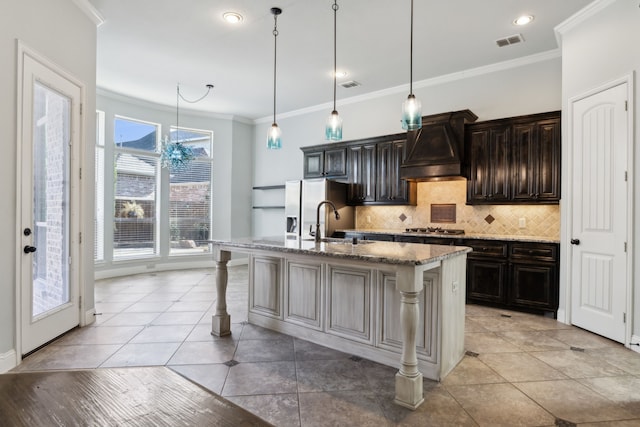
<box><xmin>208</xmin><ymin>236</ymin><xmax>470</xmax><ymax>410</ymax></box>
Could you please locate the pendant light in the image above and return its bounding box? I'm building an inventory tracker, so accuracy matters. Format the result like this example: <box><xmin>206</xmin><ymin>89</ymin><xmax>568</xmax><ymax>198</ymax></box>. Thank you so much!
<box><xmin>267</xmin><ymin>7</ymin><xmax>282</xmax><ymax>150</ymax></box>
<box><xmin>401</xmin><ymin>0</ymin><xmax>422</xmax><ymax>131</ymax></box>
<box><xmin>325</xmin><ymin>0</ymin><xmax>342</xmax><ymax>141</ymax></box>
<box><xmin>161</xmin><ymin>83</ymin><xmax>213</xmax><ymax>171</ymax></box>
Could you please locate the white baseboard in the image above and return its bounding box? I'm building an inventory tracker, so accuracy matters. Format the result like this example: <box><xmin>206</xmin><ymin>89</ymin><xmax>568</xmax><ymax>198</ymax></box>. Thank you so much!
<box><xmin>84</xmin><ymin>308</ymin><xmax>96</xmax><ymax>326</ymax></box>
<box><xmin>0</xmin><ymin>349</ymin><xmax>18</xmax><ymax>373</ymax></box>
<box><xmin>95</xmin><ymin>257</ymin><xmax>248</xmax><ymax>280</ymax></box>
<box><xmin>630</xmin><ymin>335</ymin><xmax>640</xmax><ymax>354</ymax></box>
<box><xmin>555</xmin><ymin>308</ymin><xmax>567</xmax><ymax>324</ymax></box>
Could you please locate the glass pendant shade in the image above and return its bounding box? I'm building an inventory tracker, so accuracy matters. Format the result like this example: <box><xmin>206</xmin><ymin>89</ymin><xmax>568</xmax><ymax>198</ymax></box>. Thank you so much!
<box><xmin>401</xmin><ymin>94</ymin><xmax>422</xmax><ymax>131</ymax></box>
<box><xmin>325</xmin><ymin>110</ymin><xmax>343</xmax><ymax>141</ymax></box>
<box><xmin>267</xmin><ymin>123</ymin><xmax>282</xmax><ymax>149</ymax></box>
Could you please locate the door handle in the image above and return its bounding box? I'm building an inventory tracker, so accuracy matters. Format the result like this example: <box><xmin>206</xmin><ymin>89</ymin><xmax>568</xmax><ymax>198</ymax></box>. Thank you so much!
<box><xmin>570</xmin><ymin>239</ymin><xmax>580</xmax><ymax>245</ymax></box>
<box><xmin>23</xmin><ymin>245</ymin><xmax>37</xmax><ymax>254</ymax></box>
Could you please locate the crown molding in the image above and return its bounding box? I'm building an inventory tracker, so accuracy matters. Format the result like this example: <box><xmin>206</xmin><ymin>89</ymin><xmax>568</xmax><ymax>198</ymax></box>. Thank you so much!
<box><xmin>254</xmin><ymin>49</ymin><xmax>561</xmax><ymax>124</ymax></box>
<box><xmin>554</xmin><ymin>0</ymin><xmax>617</xmax><ymax>46</ymax></box>
<box><xmin>72</xmin><ymin>0</ymin><xmax>105</xmax><ymax>27</ymax></box>
<box><xmin>96</xmin><ymin>87</ymin><xmax>253</xmax><ymax>124</ymax></box>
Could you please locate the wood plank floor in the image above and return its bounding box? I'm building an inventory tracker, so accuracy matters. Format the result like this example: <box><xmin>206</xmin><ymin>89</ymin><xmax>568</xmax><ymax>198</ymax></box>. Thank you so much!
<box><xmin>0</xmin><ymin>367</ymin><xmax>273</xmax><ymax>426</ymax></box>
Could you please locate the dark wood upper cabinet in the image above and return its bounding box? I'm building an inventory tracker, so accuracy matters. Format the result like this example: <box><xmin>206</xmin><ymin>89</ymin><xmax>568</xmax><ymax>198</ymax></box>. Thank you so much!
<box><xmin>465</xmin><ymin>111</ymin><xmax>561</xmax><ymax>205</ymax></box>
<box><xmin>347</xmin><ymin>143</ymin><xmax>376</xmax><ymax>203</ymax></box>
<box><xmin>466</xmin><ymin>124</ymin><xmax>511</xmax><ymax>203</ymax></box>
<box><xmin>376</xmin><ymin>138</ymin><xmax>411</xmax><ymax>203</ymax></box>
<box><xmin>302</xmin><ymin>146</ymin><xmax>348</xmax><ymax>180</ymax></box>
<box><xmin>302</xmin><ymin>135</ymin><xmax>416</xmax><ymax>206</ymax></box>
<box><xmin>511</xmin><ymin>117</ymin><xmax>561</xmax><ymax>202</ymax></box>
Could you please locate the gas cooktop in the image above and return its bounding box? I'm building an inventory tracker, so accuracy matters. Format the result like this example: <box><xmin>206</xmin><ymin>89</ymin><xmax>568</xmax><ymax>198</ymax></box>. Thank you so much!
<box><xmin>404</xmin><ymin>227</ymin><xmax>465</xmax><ymax>235</ymax></box>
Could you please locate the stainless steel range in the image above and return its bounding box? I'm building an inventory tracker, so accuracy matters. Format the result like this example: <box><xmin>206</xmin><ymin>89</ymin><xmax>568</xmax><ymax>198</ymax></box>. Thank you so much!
<box><xmin>404</xmin><ymin>227</ymin><xmax>465</xmax><ymax>235</ymax></box>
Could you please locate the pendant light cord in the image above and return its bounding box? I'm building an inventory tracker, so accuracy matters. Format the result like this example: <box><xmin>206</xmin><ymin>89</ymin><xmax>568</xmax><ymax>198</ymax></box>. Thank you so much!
<box><xmin>332</xmin><ymin>0</ymin><xmax>338</xmax><ymax>112</ymax></box>
<box><xmin>174</xmin><ymin>83</ymin><xmax>214</xmax><ymax>141</ymax></box>
<box><xmin>176</xmin><ymin>84</ymin><xmax>180</xmax><ymax>139</ymax></box>
<box><xmin>409</xmin><ymin>0</ymin><xmax>414</xmax><ymax>96</ymax></box>
<box><xmin>273</xmin><ymin>14</ymin><xmax>279</xmax><ymax>124</ymax></box>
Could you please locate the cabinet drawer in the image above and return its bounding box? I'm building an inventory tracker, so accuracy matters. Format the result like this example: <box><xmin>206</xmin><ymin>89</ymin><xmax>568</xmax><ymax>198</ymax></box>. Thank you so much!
<box><xmin>360</xmin><ymin>233</ymin><xmax>394</xmax><ymax>242</ymax></box>
<box><xmin>510</xmin><ymin>243</ymin><xmax>558</xmax><ymax>262</ymax></box>
<box><xmin>465</xmin><ymin>240</ymin><xmax>508</xmax><ymax>258</ymax></box>
<box><xmin>394</xmin><ymin>235</ymin><xmax>424</xmax><ymax>243</ymax></box>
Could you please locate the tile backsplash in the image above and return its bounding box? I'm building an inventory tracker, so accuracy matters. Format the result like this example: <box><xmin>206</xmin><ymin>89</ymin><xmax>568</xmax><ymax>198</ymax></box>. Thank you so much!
<box><xmin>355</xmin><ymin>180</ymin><xmax>560</xmax><ymax>239</ymax></box>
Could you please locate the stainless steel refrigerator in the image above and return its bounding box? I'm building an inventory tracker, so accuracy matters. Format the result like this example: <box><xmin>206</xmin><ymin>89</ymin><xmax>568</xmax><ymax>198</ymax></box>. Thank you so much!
<box><xmin>285</xmin><ymin>179</ymin><xmax>354</xmax><ymax>240</ymax></box>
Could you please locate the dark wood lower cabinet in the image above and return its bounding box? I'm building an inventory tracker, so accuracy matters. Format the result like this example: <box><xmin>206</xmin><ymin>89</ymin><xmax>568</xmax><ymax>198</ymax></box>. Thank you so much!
<box><xmin>467</xmin><ymin>259</ymin><xmax>507</xmax><ymax>304</ymax></box>
<box><xmin>509</xmin><ymin>262</ymin><xmax>558</xmax><ymax>311</ymax></box>
<box><xmin>466</xmin><ymin>240</ymin><xmax>559</xmax><ymax>316</ymax></box>
<box><xmin>341</xmin><ymin>231</ymin><xmax>559</xmax><ymax>316</ymax></box>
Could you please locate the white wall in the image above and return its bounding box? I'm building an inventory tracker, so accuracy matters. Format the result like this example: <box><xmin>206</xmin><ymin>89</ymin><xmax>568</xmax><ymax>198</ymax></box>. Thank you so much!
<box><xmin>95</xmin><ymin>91</ymin><xmax>253</xmax><ymax>276</ymax></box>
<box><xmin>558</xmin><ymin>0</ymin><xmax>640</xmax><ymax>338</ymax></box>
<box><xmin>0</xmin><ymin>0</ymin><xmax>96</xmax><ymax>361</ymax></box>
<box><xmin>252</xmin><ymin>56</ymin><xmax>564</xmax><ymax>236</ymax></box>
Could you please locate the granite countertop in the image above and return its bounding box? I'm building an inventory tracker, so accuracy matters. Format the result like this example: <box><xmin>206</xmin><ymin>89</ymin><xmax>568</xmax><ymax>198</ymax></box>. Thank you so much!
<box><xmin>340</xmin><ymin>229</ymin><xmax>560</xmax><ymax>244</ymax></box>
<box><xmin>208</xmin><ymin>236</ymin><xmax>471</xmax><ymax>266</ymax></box>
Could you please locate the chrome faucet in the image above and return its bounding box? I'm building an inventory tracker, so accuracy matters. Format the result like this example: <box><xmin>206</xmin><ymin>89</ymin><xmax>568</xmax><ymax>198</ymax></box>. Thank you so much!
<box><xmin>315</xmin><ymin>200</ymin><xmax>340</xmax><ymax>243</ymax></box>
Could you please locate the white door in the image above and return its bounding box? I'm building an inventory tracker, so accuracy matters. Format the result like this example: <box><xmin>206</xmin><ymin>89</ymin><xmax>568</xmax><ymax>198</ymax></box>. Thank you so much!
<box><xmin>18</xmin><ymin>49</ymin><xmax>82</xmax><ymax>354</ymax></box>
<box><xmin>570</xmin><ymin>82</ymin><xmax>629</xmax><ymax>343</ymax></box>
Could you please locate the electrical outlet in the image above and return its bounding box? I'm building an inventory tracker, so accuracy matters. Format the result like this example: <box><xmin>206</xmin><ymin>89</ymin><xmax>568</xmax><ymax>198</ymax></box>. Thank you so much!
<box><xmin>366</xmin><ymin>215</ymin><xmax>371</xmax><ymax>224</ymax></box>
<box><xmin>519</xmin><ymin>217</ymin><xmax>526</xmax><ymax>228</ymax></box>
<box><xmin>406</xmin><ymin>216</ymin><xmax>413</xmax><ymax>225</ymax></box>
<box><xmin>452</xmin><ymin>280</ymin><xmax>459</xmax><ymax>293</ymax></box>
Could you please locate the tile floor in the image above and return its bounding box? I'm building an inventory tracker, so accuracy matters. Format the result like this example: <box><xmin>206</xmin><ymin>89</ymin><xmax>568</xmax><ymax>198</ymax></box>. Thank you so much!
<box><xmin>13</xmin><ymin>266</ymin><xmax>640</xmax><ymax>426</ymax></box>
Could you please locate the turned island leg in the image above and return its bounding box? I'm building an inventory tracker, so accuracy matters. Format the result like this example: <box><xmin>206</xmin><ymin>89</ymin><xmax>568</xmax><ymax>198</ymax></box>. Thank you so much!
<box><xmin>394</xmin><ymin>267</ymin><xmax>425</xmax><ymax>410</ymax></box>
<box><xmin>211</xmin><ymin>248</ymin><xmax>232</xmax><ymax>337</ymax></box>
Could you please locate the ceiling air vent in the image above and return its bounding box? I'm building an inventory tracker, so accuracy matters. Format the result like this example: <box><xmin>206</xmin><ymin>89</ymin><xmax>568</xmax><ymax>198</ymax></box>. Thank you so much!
<box><xmin>340</xmin><ymin>80</ymin><xmax>361</xmax><ymax>89</ymax></box>
<box><xmin>495</xmin><ymin>33</ymin><xmax>524</xmax><ymax>47</ymax></box>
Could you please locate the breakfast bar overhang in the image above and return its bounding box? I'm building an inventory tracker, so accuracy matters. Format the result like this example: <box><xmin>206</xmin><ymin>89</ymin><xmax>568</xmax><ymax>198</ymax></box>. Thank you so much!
<box><xmin>208</xmin><ymin>237</ymin><xmax>471</xmax><ymax>410</ymax></box>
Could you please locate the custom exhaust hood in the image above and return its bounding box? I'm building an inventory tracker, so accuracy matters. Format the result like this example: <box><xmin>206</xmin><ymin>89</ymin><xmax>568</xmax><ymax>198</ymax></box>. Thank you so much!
<box><xmin>400</xmin><ymin>109</ymin><xmax>477</xmax><ymax>181</ymax></box>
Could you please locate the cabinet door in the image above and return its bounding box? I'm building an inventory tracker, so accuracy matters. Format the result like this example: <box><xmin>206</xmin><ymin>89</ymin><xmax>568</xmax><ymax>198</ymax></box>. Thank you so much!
<box><xmin>466</xmin><ymin>259</ymin><xmax>507</xmax><ymax>304</ymax></box>
<box><xmin>326</xmin><ymin>265</ymin><xmax>373</xmax><ymax>343</ymax></box>
<box><xmin>534</xmin><ymin>118</ymin><xmax>561</xmax><ymax>201</ymax></box>
<box><xmin>466</xmin><ymin>125</ymin><xmax>510</xmax><ymax>203</ymax></box>
<box><xmin>347</xmin><ymin>144</ymin><xmax>376</xmax><ymax>204</ymax></box>
<box><xmin>303</xmin><ymin>151</ymin><xmax>324</xmax><ymax>178</ymax></box>
<box><xmin>509</xmin><ymin>262</ymin><xmax>558</xmax><ymax>311</ymax></box>
<box><xmin>285</xmin><ymin>261</ymin><xmax>323</xmax><ymax>329</ymax></box>
<box><xmin>249</xmin><ymin>255</ymin><xmax>282</xmax><ymax>319</ymax></box>
<box><xmin>376</xmin><ymin>139</ymin><xmax>410</xmax><ymax>204</ymax></box>
<box><xmin>511</xmin><ymin>122</ymin><xmax>536</xmax><ymax>201</ymax></box>
<box><xmin>391</xmin><ymin>140</ymin><xmax>410</xmax><ymax>202</ymax></box>
<box><xmin>511</xmin><ymin>117</ymin><xmax>561</xmax><ymax>202</ymax></box>
<box><xmin>376</xmin><ymin>141</ymin><xmax>394</xmax><ymax>202</ymax></box>
<box><xmin>324</xmin><ymin>147</ymin><xmax>347</xmax><ymax>178</ymax></box>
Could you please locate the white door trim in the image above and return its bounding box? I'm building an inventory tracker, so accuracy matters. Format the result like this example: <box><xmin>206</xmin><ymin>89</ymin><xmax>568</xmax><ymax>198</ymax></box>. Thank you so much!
<box><xmin>564</xmin><ymin>72</ymin><xmax>634</xmax><ymax>347</ymax></box>
<box><xmin>15</xmin><ymin>40</ymin><xmax>86</xmax><ymax>359</ymax></box>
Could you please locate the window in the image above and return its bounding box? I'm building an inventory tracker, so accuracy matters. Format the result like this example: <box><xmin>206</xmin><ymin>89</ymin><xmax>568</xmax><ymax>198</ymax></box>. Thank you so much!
<box><xmin>95</xmin><ymin>111</ymin><xmax>105</xmax><ymax>262</ymax></box>
<box><xmin>113</xmin><ymin>117</ymin><xmax>159</xmax><ymax>259</ymax></box>
<box><xmin>169</xmin><ymin>127</ymin><xmax>213</xmax><ymax>256</ymax></box>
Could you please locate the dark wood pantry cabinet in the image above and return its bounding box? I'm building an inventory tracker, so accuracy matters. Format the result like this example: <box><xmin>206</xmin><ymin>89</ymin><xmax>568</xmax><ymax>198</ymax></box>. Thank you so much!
<box><xmin>465</xmin><ymin>111</ymin><xmax>561</xmax><ymax>204</ymax></box>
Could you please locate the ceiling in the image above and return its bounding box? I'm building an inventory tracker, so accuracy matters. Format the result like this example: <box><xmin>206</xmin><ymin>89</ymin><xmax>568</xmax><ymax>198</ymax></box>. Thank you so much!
<box><xmin>89</xmin><ymin>0</ymin><xmax>593</xmax><ymax>121</ymax></box>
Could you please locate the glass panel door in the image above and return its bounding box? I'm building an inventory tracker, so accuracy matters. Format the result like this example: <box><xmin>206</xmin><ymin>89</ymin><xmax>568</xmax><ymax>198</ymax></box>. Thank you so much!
<box><xmin>19</xmin><ymin>47</ymin><xmax>80</xmax><ymax>355</ymax></box>
<box><xmin>31</xmin><ymin>82</ymin><xmax>71</xmax><ymax>318</ymax></box>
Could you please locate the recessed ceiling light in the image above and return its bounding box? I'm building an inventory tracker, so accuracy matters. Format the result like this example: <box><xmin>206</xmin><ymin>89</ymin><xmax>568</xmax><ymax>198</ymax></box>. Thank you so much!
<box><xmin>223</xmin><ymin>12</ymin><xmax>243</xmax><ymax>24</ymax></box>
<box><xmin>334</xmin><ymin>70</ymin><xmax>348</xmax><ymax>78</ymax></box>
<box><xmin>513</xmin><ymin>15</ymin><xmax>534</xmax><ymax>26</ymax></box>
